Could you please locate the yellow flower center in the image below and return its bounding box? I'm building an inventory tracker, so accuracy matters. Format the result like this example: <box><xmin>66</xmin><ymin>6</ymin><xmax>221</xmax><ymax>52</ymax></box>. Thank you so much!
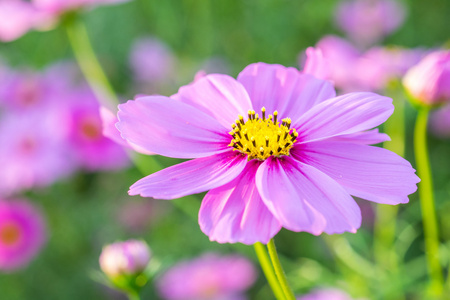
<box><xmin>0</xmin><ymin>222</ymin><xmax>22</xmax><ymax>246</ymax></box>
<box><xmin>228</xmin><ymin>107</ymin><xmax>298</xmax><ymax>160</ymax></box>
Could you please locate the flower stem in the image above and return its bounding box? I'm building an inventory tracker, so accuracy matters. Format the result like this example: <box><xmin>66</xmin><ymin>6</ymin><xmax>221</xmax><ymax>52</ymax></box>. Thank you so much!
<box><xmin>65</xmin><ymin>16</ymin><xmax>119</xmax><ymax>110</ymax></box>
<box><xmin>254</xmin><ymin>242</ymin><xmax>285</xmax><ymax>300</ymax></box>
<box><xmin>414</xmin><ymin>107</ymin><xmax>443</xmax><ymax>296</ymax></box>
<box><xmin>267</xmin><ymin>239</ymin><xmax>296</xmax><ymax>300</ymax></box>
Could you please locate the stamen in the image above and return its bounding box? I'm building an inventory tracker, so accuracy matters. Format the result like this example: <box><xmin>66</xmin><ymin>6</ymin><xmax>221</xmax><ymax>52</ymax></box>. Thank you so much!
<box><xmin>273</xmin><ymin>111</ymin><xmax>278</xmax><ymax>125</ymax></box>
<box><xmin>262</xmin><ymin>107</ymin><xmax>266</xmax><ymax>121</ymax></box>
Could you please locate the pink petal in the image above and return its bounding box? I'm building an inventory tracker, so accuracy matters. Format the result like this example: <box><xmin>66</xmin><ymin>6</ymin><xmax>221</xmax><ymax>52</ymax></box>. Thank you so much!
<box><xmin>327</xmin><ymin>128</ymin><xmax>390</xmax><ymax>145</ymax></box>
<box><xmin>199</xmin><ymin>161</ymin><xmax>281</xmax><ymax>245</ymax></box>
<box><xmin>302</xmin><ymin>47</ymin><xmax>330</xmax><ymax>80</ymax></box>
<box><xmin>172</xmin><ymin>74</ymin><xmax>253</xmax><ymax>128</ymax></box>
<box><xmin>292</xmin><ymin>141</ymin><xmax>420</xmax><ymax>204</ymax></box>
<box><xmin>117</xmin><ymin>96</ymin><xmax>231</xmax><ymax>159</ymax></box>
<box><xmin>237</xmin><ymin>63</ymin><xmax>335</xmax><ymax>120</ymax></box>
<box><xmin>295</xmin><ymin>92</ymin><xmax>393</xmax><ymax>143</ymax></box>
<box><xmin>129</xmin><ymin>151</ymin><xmax>247</xmax><ymax>199</ymax></box>
<box><xmin>256</xmin><ymin>156</ymin><xmax>361</xmax><ymax>234</ymax></box>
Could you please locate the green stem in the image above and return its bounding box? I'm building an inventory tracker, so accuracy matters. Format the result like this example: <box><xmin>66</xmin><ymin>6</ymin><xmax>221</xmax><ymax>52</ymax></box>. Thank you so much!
<box><xmin>267</xmin><ymin>239</ymin><xmax>296</xmax><ymax>300</ymax></box>
<box><xmin>373</xmin><ymin>88</ymin><xmax>405</xmax><ymax>299</ymax></box>
<box><xmin>414</xmin><ymin>107</ymin><xmax>443</xmax><ymax>296</ymax></box>
<box><xmin>253</xmin><ymin>242</ymin><xmax>285</xmax><ymax>300</ymax></box>
<box><xmin>65</xmin><ymin>17</ymin><xmax>119</xmax><ymax>110</ymax></box>
<box><xmin>126</xmin><ymin>291</ymin><xmax>140</xmax><ymax>300</ymax></box>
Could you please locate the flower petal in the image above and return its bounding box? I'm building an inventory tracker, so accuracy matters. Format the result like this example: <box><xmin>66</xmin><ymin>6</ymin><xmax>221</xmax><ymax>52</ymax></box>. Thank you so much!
<box><xmin>117</xmin><ymin>96</ymin><xmax>230</xmax><ymax>159</ymax></box>
<box><xmin>237</xmin><ymin>63</ymin><xmax>336</xmax><ymax>120</ymax></box>
<box><xmin>172</xmin><ymin>74</ymin><xmax>253</xmax><ymax>128</ymax></box>
<box><xmin>199</xmin><ymin>161</ymin><xmax>281</xmax><ymax>245</ymax></box>
<box><xmin>294</xmin><ymin>92</ymin><xmax>394</xmax><ymax>143</ymax></box>
<box><xmin>256</xmin><ymin>156</ymin><xmax>361</xmax><ymax>234</ymax></box>
<box><xmin>129</xmin><ymin>151</ymin><xmax>247</xmax><ymax>199</ymax></box>
<box><xmin>327</xmin><ymin>128</ymin><xmax>390</xmax><ymax>145</ymax></box>
<box><xmin>292</xmin><ymin>141</ymin><xmax>420</xmax><ymax>204</ymax></box>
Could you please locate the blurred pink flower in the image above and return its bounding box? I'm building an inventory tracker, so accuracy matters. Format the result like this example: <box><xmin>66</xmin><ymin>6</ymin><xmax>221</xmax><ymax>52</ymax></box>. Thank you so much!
<box><xmin>129</xmin><ymin>36</ymin><xmax>175</xmax><ymax>83</ymax></box>
<box><xmin>302</xmin><ymin>47</ymin><xmax>330</xmax><ymax>81</ymax></box>
<box><xmin>0</xmin><ymin>1</ymin><xmax>41</xmax><ymax>42</ymax></box>
<box><xmin>0</xmin><ymin>0</ymin><xmax>130</xmax><ymax>42</ymax></box>
<box><xmin>402</xmin><ymin>50</ymin><xmax>450</xmax><ymax>106</ymax></box>
<box><xmin>298</xmin><ymin>288</ymin><xmax>355</xmax><ymax>300</ymax></box>
<box><xmin>430</xmin><ymin>105</ymin><xmax>450</xmax><ymax>138</ymax></box>
<box><xmin>99</xmin><ymin>239</ymin><xmax>151</xmax><ymax>278</ymax></box>
<box><xmin>117</xmin><ymin>62</ymin><xmax>419</xmax><ymax>244</ymax></box>
<box><xmin>0</xmin><ymin>111</ymin><xmax>75</xmax><ymax>195</ymax></box>
<box><xmin>117</xmin><ymin>199</ymin><xmax>170</xmax><ymax>233</ymax></box>
<box><xmin>315</xmin><ymin>35</ymin><xmax>361</xmax><ymax>91</ymax></box>
<box><xmin>335</xmin><ymin>0</ymin><xmax>406</xmax><ymax>47</ymax></box>
<box><xmin>157</xmin><ymin>253</ymin><xmax>256</xmax><ymax>300</ymax></box>
<box><xmin>66</xmin><ymin>88</ymin><xmax>129</xmax><ymax>171</ymax></box>
<box><xmin>0</xmin><ymin>199</ymin><xmax>47</xmax><ymax>271</ymax></box>
<box><xmin>315</xmin><ymin>36</ymin><xmax>427</xmax><ymax>92</ymax></box>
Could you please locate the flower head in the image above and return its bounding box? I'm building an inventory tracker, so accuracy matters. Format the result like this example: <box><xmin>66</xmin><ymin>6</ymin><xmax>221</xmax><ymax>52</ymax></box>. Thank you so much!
<box><xmin>402</xmin><ymin>50</ymin><xmax>450</xmax><ymax>106</ymax></box>
<box><xmin>156</xmin><ymin>253</ymin><xmax>256</xmax><ymax>300</ymax></box>
<box><xmin>335</xmin><ymin>0</ymin><xmax>406</xmax><ymax>47</ymax></box>
<box><xmin>99</xmin><ymin>239</ymin><xmax>151</xmax><ymax>278</ymax></box>
<box><xmin>0</xmin><ymin>199</ymin><xmax>47</xmax><ymax>271</ymax></box>
<box><xmin>118</xmin><ymin>62</ymin><xmax>419</xmax><ymax>244</ymax></box>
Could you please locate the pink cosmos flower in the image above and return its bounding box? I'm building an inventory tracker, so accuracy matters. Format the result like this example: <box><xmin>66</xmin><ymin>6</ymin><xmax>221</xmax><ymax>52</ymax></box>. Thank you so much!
<box><xmin>402</xmin><ymin>50</ymin><xmax>450</xmax><ymax>106</ymax></box>
<box><xmin>99</xmin><ymin>239</ymin><xmax>151</xmax><ymax>278</ymax></box>
<box><xmin>298</xmin><ymin>288</ymin><xmax>357</xmax><ymax>300</ymax></box>
<box><xmin>66</xmin><ymin>88</ymin><xmax>129</xmax><ymax>171</ymax></box>
<box><xmin>0</xmin><ymin>199</ymin><xmax>47</xmax><ymax>271</ymax></box>
<box><xmin>0</xmin><ymin>110</ymin><xmax>74</xmax><ymax>195</ymax></box>
<box><xmin>157</xmin><ymin>253</ymin><xmax>256</xmax><ymax>300</ymax></box>
<box><xmin>335</xmin><ymin>0</ymin><xmax>406</xmax><ymax>47</ymax></box>
<box><xmin>0</xmin><ymin>0</ymin><xmax>130</xmax><ymax>42</ymax></box>
<box><xmin>129</xmin><ymin>36</ymin><xmax>175</xmax><ymax>83</ymax></box>
<box><xmin>117</xmin><ymin>62</ymin><xmax>419</xmax><ymax>244</ymax></box>
<box><xmin>301</xmin><ymin>47</ymin><xmax>330</xmax><ymax>81</ymax></box>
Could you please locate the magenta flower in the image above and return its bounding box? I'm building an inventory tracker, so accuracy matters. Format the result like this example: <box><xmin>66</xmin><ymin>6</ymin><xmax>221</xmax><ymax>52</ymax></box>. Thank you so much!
<box><xmin>66</xmin><ymin>89</ymin><xmax>129</xmax><ymax>171</ymax></box>
<box><xmin>117</xmin><ymin>63</ymin><xmax>419</xmax><ymax>244</ymax></box>
<box><xmin>301</xmin><ymin>47</ymin><xmax>330</xmax><ymax>81</ymax></box>
<box><xmin>0</xmin><ymin>111</ymin><xmax>75</xmax><ymax>195</ymax></box>
<box><xmin>0</xmin><ymin>199</ymin><xmax>47</xmax><ymax>271</ymax></box>
<box><xmin>157</xmin><ymin>253</ymin><xmax>256</xmax><ymax>300</ymax></box>
<box><xmin>402</xmin><ymin>50</ymin><xmax>450</xmax><ymax>106</ymax></box>
<box><xmin>0</xmin><ymin>1</ymin><xmax>41</xmax><ymax>42</ymax></box>
<box><xmin>99</xmin><ymin>239</ymin><xmax>151</xmax><ymax>278</ymax></box>
<box><xmin>298</xmin><ymin>288</ymin><xmax>358</xmax><ymax>300</ymax></box>
<box><xmin>335</xmin><ymin>0</ymin><xmax>406</xmax><ymax>47</ymax></box>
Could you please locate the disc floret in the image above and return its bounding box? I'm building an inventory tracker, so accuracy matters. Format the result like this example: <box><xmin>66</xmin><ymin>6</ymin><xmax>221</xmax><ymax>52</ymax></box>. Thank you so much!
<box><xmin>228</xmin><ymin>107</ymin><xmax>298</xmax><ymax>160</ymax></box>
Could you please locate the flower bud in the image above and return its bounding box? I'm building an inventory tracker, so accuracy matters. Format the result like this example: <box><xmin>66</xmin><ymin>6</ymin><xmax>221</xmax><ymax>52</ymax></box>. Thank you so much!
<box><xmin>402</xmin><ymin>50</ymin><xmax>450</xmax><ymax>107</ymax></box>
<box><xmin>99</xmin><ymin>240</ymin><xmax>151</xmax><ymax>278</ymax></box>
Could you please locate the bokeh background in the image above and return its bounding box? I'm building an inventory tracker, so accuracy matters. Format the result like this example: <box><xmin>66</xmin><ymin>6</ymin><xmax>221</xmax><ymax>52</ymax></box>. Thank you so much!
<box><xmin>0</xmin><ymin>0</ymin><xmax>450</xmax><ymax>299</ymax></box>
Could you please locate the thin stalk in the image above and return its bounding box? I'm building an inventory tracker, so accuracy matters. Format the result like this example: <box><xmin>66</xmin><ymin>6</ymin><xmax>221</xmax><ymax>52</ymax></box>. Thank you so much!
<box><xmin>65</xmin><ymin>17</ymin><xmax>119</xmax><ymax>110</ymax></box>
<box><xmin>267</xmin><ymin>239</ymin><xmax>296</xmax><ymax>300</ymax></box>
<box><xmin>414</xmin><ymin>107</ymin><xmax>443</xmax><ymax>296</ymax></box>
<box><xmin>374</xmin><ymin>89</ymin><xmax>405</xmax><ymax>299</ymax></box>
<box><xmin>253</xmin><ymin>242</ymin><xmax>285</xmax><ymax>300</ymax></box>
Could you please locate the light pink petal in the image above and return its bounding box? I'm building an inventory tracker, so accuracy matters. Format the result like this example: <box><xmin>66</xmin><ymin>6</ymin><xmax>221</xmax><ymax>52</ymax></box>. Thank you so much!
<box><xmin>256</xmin><ymin>156</ymin><xmax>361</xmax><ymax>234</ymax></box>
<box><xmin>295</xmin><ymin>92</ymin><xmax>393</xmax><ymax>143</ymax></box>
<box><xmin>327</xmin><ymin>128</ymin><xmax>390</xmax><ymax>145</ymax></box>
<box><xmin>292</xmin><ymin>141</ymin><xmax>420</xmax><ymax>204</ymax></box>
<box><xmin>303</xmin><ymin>47</ymin><xmax>330</xmax><ymax>80</ymax></box>
<box><xmin>172</xmin><ymin>74</ymin><xmax>253</xmax><ymax>128</ymax></box>
<box><xmin>117</xmin><ymin>96</ymin><xmax>230</xmax><ymax>159</ymax></box>
<box><xmin>0</xmin><ymin>1</ymin><xmax>36</xmax><ymax>42</ymax></box>
<box><xmin>100</xmin><ymin>106</ymin><xmax>153</xmax><ymax>155</ymax></box>
<box><xmin>129</xmin><ymin>151</ymin><xmax>247</xmax><ymax>199</ymax></box>
<box><xmin>237</xmin><ymin>63</ymin><xmax>336</xmax><ymax>120</ymax></box>
<box><xmin>199</xmin><ymin>161</ymin><xmax>281</xmax><ymax>245</ymax></box>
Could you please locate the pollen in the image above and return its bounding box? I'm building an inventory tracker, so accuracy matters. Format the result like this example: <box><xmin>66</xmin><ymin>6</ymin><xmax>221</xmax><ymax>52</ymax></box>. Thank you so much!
<box><xmin>228</xmin><ymin>107</ymin><xmax>298</xmax><ymax>160</ymax></box>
